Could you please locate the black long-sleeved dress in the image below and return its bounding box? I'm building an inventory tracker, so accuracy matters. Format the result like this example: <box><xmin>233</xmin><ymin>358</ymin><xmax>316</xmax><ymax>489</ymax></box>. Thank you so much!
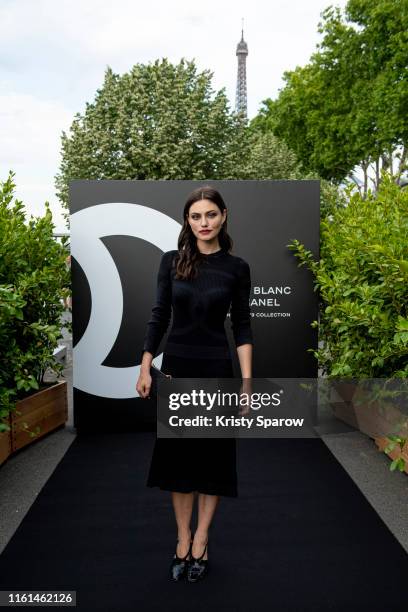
<box><xmin>142</xmin><ymin>246</ymin><xmax>253</xmax><ymax>497</ymax></box>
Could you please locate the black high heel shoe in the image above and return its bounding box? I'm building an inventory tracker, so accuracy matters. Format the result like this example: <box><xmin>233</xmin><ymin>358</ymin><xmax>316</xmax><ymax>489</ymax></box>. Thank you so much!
<box><xmin>187</xmin><ymin>538</ymin><xmax>209</xmax><ymax>583</ymax></box>
<box><xmin>170</xmin><ymin>537</ymin><xmax>192</xmax><ymax>582</ymax></box>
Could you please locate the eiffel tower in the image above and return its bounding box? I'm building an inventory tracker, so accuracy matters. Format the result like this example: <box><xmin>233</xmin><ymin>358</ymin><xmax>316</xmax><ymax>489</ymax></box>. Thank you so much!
<box><xmin>235</xmin><ymin>20</ymin><xmax>248</xmax><ymax>118</ymax></box>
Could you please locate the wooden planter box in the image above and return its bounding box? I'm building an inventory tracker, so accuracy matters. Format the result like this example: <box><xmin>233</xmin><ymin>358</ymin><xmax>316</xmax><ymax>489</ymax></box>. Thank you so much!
<box><xmin>375</xmin><ymin>436</ymin><xmax>408</xmax><ymax>475</ymax></box>
<box><xmin>331</xmin><ymin>401</ymin><xmax>360</xmax><ymax>429</ymax></box>
<box><xmin>330</xmin><ymin>381</ymin><xmax>408</xmax><ymax>439</ymax></box>
<box><xmin>0</xmin><ymin>424</ymin><xmax>12</xmax><ymax>466</ymax></box>
<box><xmin>354</xmin><ymin>398</ymin><xmax>407</xmax><ymax>440</ymax></box>
<box><xmin>331</xmin><ymin>381</ymin><xmax>408</xmax><ymax>475</ymax></box>
<box><xmin>330</xmin><ymin>381</ymin><xmax>359</xmax><ymax>429</ymax></box>
<box><xmin>331</xmin><ymin>381</ymin><xmax>358</xmax><ymax>403</ymax></box>
<box><xmin>10</xmin><ymin>380</ymin><xmax>68</xmax><ymax>452</ymax></box>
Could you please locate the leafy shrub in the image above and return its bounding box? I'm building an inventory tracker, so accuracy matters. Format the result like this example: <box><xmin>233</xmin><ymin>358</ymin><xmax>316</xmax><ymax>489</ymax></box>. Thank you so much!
<box><xmin>0</xmin><ymin>172</ymin><xmax>70</xmax><ymax>431</ymax></box>
<box><xmin>288</xmin><ymin>172</ymin><xmax>408</xmax><ymax>377</ymax></box>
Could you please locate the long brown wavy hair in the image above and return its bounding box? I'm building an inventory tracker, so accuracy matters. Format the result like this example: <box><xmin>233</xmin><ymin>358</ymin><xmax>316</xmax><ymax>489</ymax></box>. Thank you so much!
<box><xmin>174</xmin><ymin>185</ymin><xmax>233</xmax><ymax>281</ymax></box>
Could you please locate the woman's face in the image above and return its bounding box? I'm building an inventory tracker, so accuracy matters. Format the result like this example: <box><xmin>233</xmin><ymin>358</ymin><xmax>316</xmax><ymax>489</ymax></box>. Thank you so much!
<box><xmin>187</xmin><ymin>199</ymin><xmax>227</xmax><ymax>242</ymax></box>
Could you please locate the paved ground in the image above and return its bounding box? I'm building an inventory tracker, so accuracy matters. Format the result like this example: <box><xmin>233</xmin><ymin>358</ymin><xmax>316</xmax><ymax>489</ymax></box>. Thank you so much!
<box><xmin>0</xmin><ymin>310</ymin><xmax>407</xmax><ymax>556</ymax></box>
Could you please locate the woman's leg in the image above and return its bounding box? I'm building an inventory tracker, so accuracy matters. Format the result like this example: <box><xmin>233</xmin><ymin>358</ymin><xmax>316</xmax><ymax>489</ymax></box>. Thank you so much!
<box><xmin>171</xmin><ymin>491</ymin><xmax>195</xmax><ymax>557</ymax></box>
<box><xmin>192</xmin><ymin>493</ymin><xmax>219</xmax><ymax>560</ymax></box>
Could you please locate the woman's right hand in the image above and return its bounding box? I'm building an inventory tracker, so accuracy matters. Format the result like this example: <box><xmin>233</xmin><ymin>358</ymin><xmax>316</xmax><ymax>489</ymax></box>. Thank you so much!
<box><xmin>136</xmin><ymin>370</ymin><xmax>152</xmax><ymax>398</ymax></box>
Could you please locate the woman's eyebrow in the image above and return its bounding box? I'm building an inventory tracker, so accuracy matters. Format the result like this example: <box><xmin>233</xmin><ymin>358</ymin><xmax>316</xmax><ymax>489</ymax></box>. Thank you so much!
<box><xmin>191</xmin><ymin>209</ymin><xmax>217</xmax><ymax>214</ymax></box>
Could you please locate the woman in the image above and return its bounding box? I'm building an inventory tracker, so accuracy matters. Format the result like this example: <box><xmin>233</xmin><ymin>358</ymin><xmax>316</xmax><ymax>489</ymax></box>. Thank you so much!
<box><xmin>136</xmin><ymin>185</ymin><xmax>253</xmax><ymax>583</ymax></box>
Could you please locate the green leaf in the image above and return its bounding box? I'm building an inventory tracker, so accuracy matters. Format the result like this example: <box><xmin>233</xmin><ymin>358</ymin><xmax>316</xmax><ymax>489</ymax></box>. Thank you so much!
<box><xmin>390</xmin><ymin>459</ymin><xmax>398</xmax><ymax>471</ymax></box>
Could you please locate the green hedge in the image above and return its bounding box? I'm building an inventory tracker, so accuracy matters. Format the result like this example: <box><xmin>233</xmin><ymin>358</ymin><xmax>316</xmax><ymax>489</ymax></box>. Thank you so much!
<box><xmin>0</xmin><ymin>172</ymin><xmax>70</xmax><ymax>431</ymax></box>
<box><xmin>288</xmin><ymin>173</ymin><xmax>408</xmax><ymax>378</ymax></box>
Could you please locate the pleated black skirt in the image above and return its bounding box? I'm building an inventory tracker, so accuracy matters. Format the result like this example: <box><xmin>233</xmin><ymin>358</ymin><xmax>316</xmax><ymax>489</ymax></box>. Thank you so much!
<box><xmin>146</xmin><ymin>353</ymin><xmax>237</xmax><ymax>497</ymax></box>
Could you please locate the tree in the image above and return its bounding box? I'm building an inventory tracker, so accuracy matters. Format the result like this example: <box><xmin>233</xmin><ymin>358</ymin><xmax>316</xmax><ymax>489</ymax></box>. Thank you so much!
<box><xmin>254</xmin><ymin>0</ymin><xmax>408</xmax><ymax>194</ymax></box>
<box><xmin>236</xmin><ymin>127</ymin><xmax>346</xmax><ymax>217</ymax></box>
<box><xmin>236</xmin><ymin>129</ymin><xmax>301</xmax><ymax>179</ymax></box>
<box><xmin>55</xmin><ymin>58</ymin><xmax>247</xmax><ymax>210</ymax></box>
<box><xmin>56</xmin><ymin>56</ymin><xmax>344</xmax><ymax>217</ymax></box>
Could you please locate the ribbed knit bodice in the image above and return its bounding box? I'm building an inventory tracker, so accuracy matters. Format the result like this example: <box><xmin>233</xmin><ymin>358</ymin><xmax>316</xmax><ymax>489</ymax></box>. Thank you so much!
<box><xmin>142</xmin><ymin>247</ymin><xmax>253</xmax><ymax>360</ymax></box>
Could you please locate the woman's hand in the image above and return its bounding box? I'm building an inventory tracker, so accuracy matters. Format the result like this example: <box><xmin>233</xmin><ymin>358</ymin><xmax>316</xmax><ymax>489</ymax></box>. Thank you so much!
<box><xmin>136</xmin><ymin>370</ymin><xmax>152</xmax><ymax>398</ymax></box>
<box><xmin>238</xmin><ymin>378</ymin><xmax>253</xmax><ymax>416</ymax></box>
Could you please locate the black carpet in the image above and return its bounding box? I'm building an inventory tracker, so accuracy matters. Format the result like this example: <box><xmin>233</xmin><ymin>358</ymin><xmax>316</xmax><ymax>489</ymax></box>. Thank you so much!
<box><xmin>0</xmin><ymin>433</ymin><xmax>407</xmax><ymax>611</ymax></box>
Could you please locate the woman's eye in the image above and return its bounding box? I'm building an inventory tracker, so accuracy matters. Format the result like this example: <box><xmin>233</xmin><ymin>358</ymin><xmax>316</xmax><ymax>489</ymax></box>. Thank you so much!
<box><xmin>191</xmin><ymin>212</ymin><xmax>216</xmax><ymax>220</ymax></box>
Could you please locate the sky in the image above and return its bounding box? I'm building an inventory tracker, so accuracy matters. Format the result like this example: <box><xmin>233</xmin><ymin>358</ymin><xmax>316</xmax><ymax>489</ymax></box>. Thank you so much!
<box><xmin>0</xmin><ymin>0</ymin><xmax>347</xmax><ymax>233</ymax></box>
